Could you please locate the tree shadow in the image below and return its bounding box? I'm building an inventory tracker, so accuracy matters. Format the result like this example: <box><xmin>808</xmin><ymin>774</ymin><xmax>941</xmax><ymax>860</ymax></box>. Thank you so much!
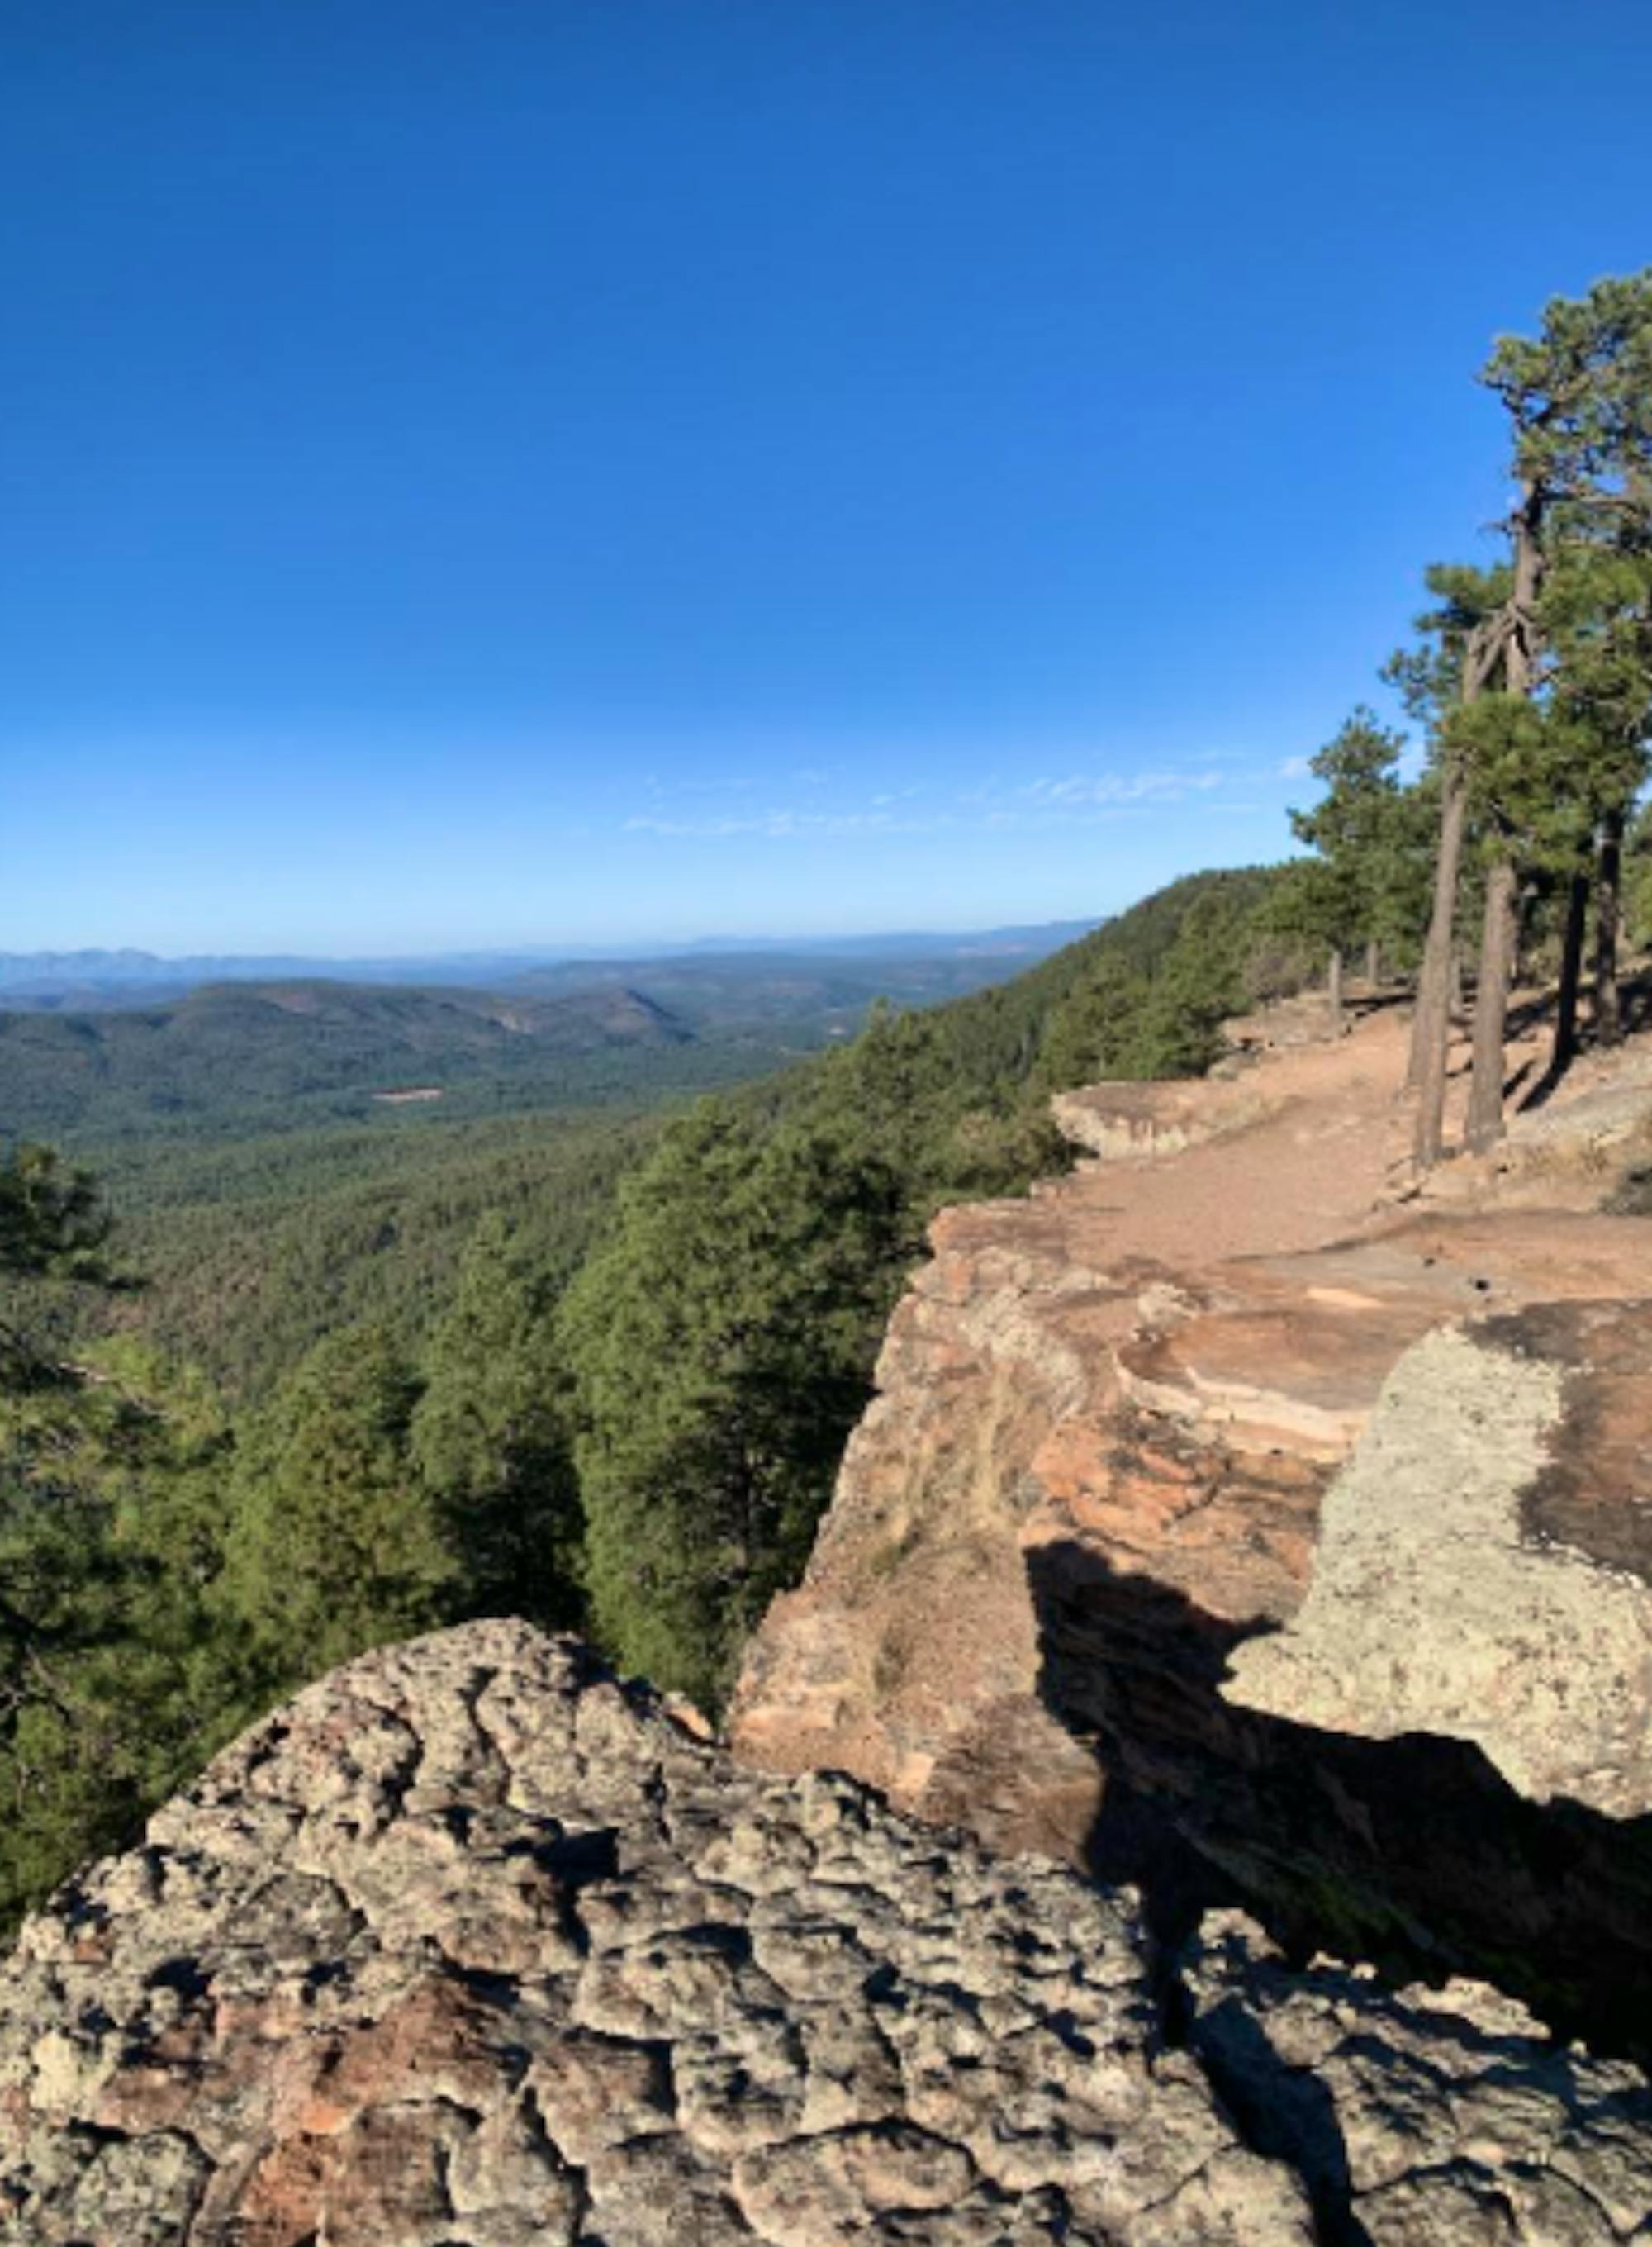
<box><xmin>1502</xmin><ymin>1053</ymin><xmax>1540</xmax><ymax>1104</ymax></box>
<box><xmin>1516</xmin><ymin>963</ymin><xmax>1652</xmax><ymax>1114</ymax></box>
<box><xmin>1190</xmin><ymin>1992</ymin><xmax>1374</xmax><ymax>2246</ymax></box>
<box><xmin>1518</xmin><ymin>1059</ymin><xmax>1569</xmax><ymax>1114</ymax></box>
<box><xmin>1025</xmin><ymin>1536</ymin><xmax>1652</xmax><ymax>2066</ymax></box>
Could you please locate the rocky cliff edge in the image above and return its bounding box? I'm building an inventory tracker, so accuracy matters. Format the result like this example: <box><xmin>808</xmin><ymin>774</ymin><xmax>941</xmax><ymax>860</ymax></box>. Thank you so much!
<box><xmin>730</xmin><ymin>1003</ymin><xmax>1652</xmax><ymax>2046</ymax></box>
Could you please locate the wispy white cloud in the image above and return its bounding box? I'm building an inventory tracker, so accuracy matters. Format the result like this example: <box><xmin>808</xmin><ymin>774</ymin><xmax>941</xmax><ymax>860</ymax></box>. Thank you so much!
<box><xmin>1020</xmin><ymin>769</ymin><xmax>1224</xmax><ymax>807</ymax></box>
<box><xmin>620</xmin><ymin>759</ymin><xmax>1264</xmax><ymax>842</ymax></box>
<box><xmin>1277</xmin><ymin>755</ymin><xmax>1312</xmax><ymax>780</ymax></box>
<box><xmin>624</xmin><ymin>807</ymin><xmax>946</xmax><ymax>839</ymax></box>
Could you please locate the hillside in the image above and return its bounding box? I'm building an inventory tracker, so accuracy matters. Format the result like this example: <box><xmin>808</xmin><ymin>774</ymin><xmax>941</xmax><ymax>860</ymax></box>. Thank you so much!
<box><xmin>0</xmin><ymin>979</ymin><xmax>700</xmax><ymax>1142</ymax></box>
<box><xmin>0</xmin><ymin>863</ymin><xmax>1296</xmax><ymax>1937</ymax></box>
<box><xmin>27</xmin><ymin>870</ymin><xmax>1271</xmax><ymax>1402</ymax></box>
<box><xmin>89</xmin><ymin>1106</ymin><xmax>663</xmax><ymax>1399</ymax></box>
<box><xmin>501</xmin><ymin>947</ymin><xmax>1078</xmax><ymax>1035</ymax></box>
<box><xmin>0</xmin><ymin>929</ymin><xmax>1117</xmax><ymax>1147</ymax></box>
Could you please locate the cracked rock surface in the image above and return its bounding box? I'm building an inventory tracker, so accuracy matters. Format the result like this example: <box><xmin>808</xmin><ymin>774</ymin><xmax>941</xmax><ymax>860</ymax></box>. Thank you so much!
<box><xmin>1185</xmin><ymin>1913</ymin><xmax>1652</xmax><ymax>2245</ymax></box>
<box><xmin>2</xmin><ymin>1620</ymin><xmax>1647</xmax><ymax>2244</ymax></box>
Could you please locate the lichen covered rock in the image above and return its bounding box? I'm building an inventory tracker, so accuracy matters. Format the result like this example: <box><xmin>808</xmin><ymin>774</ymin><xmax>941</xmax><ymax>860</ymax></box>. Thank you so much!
<box><xmin>0</xmin><ymin>1621</ymin><xmax>1312</xmax><ymax>2245</ymax></box>
<box><xmin>5</xmin><ymin>1619</ymin><xmax>1645</xmax><ymax>2243</ymax></box>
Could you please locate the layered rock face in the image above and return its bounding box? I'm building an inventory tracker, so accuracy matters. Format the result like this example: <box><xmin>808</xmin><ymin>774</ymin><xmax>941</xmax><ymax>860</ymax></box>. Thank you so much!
<box><xmin>731</xmin><ymin>1014</ymin><xmax>1652</xmax><ymax>2047</ymax></box>
<box><xmin>7</xmin><ymin>1618</ymin><xmax>1652</xmax><ymax>2246</ymax></box>
<box><xmin>1032</xmin><ymin>1288</ymin><xmax>1652</xmax><ymax>2050</ymax></box>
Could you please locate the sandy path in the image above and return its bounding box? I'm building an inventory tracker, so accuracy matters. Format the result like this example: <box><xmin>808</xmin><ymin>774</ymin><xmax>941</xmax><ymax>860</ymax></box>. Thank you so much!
<box><xmin>1039</xmin><ymin>992</ymin><xmax>1578</xmax><ymax>1270</ymax></box>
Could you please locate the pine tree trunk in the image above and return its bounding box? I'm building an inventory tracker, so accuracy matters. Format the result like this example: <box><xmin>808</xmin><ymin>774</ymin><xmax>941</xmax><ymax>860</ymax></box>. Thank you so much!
<box><xmin>1591</xmin><ymin>804</ymin><xmax>1626</xmax><ymax>1047</ymax></box>
<box><xmin>1365</xmin><ymin>938</ymin><xmax>1380</xmax><ymax>989</ymax></box>
<box><xmin>1411</xmin><ymin>760</ymin><xmax>1468</xmax><ymax>1162</ymax></box>
<box><xmin>1327</xmin><ymin>947</ymin><xmax>1344</xmax><ymax>1037</ymax></box>
<box><xmin>1550</xmin><ymin>867</ymin><xmax>1589</xmax><ymax>1081</ymax></box>
<box><xmin>1462</xmin><ymin>480</ymin><xmax>1544</xmax><ymax>1157</ymax></box>
<box><xmin>1465</xmin><ymin>857</ymin><xmax>1519</xmax><ymax>1152</ymax></box>
<box><xmin>1408</xmin><ymin>601</ymin><xmax>1505</xmax><ymax>1133</ymax></box>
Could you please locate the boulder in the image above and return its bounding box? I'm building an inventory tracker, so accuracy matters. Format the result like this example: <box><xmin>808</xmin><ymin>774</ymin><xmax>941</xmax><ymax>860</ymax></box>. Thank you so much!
<box><xmin>4</xmin><ymin>1618</ymin><xmax>1648</xmax><ymax>2245</ymax></box>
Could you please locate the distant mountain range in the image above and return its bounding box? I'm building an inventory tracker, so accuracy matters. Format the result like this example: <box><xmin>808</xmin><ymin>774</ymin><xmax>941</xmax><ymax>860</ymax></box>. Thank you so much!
<box><xmin>0</xmin><ymin>921</ymin><xmax>1100</xmax><ymax>1143</ymax></box>
<box><xmin>0</xmin><ymin>923</ymin><xmax>1096</xmax><ymax>1011</ymax></box>
<box><xmin>0</xmin><ymin>980</ymin><xmax>700</xmax><ymax>1142</ymax></box>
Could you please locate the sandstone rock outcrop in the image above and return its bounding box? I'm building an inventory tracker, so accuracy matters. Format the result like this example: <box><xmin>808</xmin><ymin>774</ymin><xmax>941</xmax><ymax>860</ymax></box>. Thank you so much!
<box><xmin>6</xmin><ymin>1618</ymin><xmax>1651</xmax><ymax>2245</ymax></box>
<box><xmin>731</xmin><ymin>1007</ymin><xmax>1652</xmax><ymax>2049</ymax></box>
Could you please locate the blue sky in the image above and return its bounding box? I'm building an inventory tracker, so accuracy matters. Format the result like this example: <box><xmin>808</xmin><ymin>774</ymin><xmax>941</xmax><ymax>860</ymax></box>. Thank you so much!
<box><xmin>4</xmin><ymin>1</ymin><xmax>1651</xmax><ymax>954</ymax></box>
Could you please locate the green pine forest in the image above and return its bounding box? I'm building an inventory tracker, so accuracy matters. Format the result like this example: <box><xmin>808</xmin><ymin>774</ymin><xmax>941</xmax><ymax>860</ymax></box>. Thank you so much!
<box><xmin>3</xmin><ymin>273</ymin><xmax>1651</xmax><ymax>1936</ymax></box>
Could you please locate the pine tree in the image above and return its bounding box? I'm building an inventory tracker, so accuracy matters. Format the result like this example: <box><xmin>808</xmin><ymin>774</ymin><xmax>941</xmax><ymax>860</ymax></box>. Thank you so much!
<box><xmin>1280</xmin><ymin>707</ymin><xmax>1426</xmax><ymax>1029</ymax></box>
<box><xmin>560</xmin><ymin>1109</ymin><xmax>909</xmax><ymax>1708</ymax></box>
<box><xmin>220</xmin><ymin>1326</ymin><xmax>453</xmax><ymax>1684</ymax></box>
<box><xmin>1384</xmin><ymin>564</ymin><xmax>1508</xmax><ymax>1162</ymax></box>
<box><xmin>412</xmin><ymin>1214</ymin><xmax>582</xmax><ymax>1629</ymax></box>
<box><xmin>1626</xmin><ymin>799</ymin><xmax>1652</xmax><ymax>952</ymax></box>
<box><xmin>1460</xmin><ymin>272</ymin><xmax>1652</xmax><ymax>1147</ymax></box>
<box><xmin>1032</xmin><ymin>954</ymin><xmax>1153</xmax><ymax>1089</ymax></box>
<box><xmin>1543</xmin><ymin>524</ymin><xmax>1652</xmax><ymax>1053</ymax></box>
<box><xmin>0</xmin><ymin>1151</ymin><xmax>239</xmax><ymax>1930</ymax></box>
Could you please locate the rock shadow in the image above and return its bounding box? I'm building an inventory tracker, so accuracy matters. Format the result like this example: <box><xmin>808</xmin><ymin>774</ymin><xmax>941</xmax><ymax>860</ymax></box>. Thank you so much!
<box><xmin>1025</xmin><ymin>1535</ymin><xmax>1652</xmax><ymax>2065</ymax></box>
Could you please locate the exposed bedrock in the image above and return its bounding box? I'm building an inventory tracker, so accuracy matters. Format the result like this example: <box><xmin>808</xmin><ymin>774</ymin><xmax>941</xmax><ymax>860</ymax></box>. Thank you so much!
<box><xmin>6</xmin><ymin>1619</ymin><xmax>1650</xmax><ymax>2245</ymax></box>
<box><xmin>730</xmin><ymin>1183</ymin><xmax>1652</xmax><ymax>2051</ymax></box>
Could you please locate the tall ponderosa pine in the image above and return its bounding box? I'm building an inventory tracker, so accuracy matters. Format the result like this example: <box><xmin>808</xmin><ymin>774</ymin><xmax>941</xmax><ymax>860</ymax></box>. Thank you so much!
<box><xmin>1552</xmin><ymin>525</ymin><xmax>1652</xmax><ymax>1052</ymax></box>
<box><xmin>1385</xmin><ymin>565</ymin><xmax>1507</xmax><ymax>1166</ymax></box>
<box><xmin>1626</xmin><ymin>799</ymin><xmax>1652</xmax><ymax>953</ymax></box>
<box><xmin>1460</xmin><ymin>273</ymin><xmax>1652</xmax><ymax>1149</ymax></box>
<box><xmin>1402</xmin><ymin>273</ymin><xmax>1652</xmax><ymax>1166</ymax></box>
<box><xmin>1529</xmin><ymin>533</ymin><xmax>1652</xmax><ymax>1072</ymax></box>
<box><xmin>1461</xmin><ymin>482</ymin><xmax>1545</xmax><ymax>1155</ymax></box>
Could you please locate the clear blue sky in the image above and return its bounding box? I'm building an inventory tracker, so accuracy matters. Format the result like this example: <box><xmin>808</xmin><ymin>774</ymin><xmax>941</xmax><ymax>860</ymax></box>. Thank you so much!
<box><xmin>5</xmin><ymin>1</ymin><xmax>1650</xmax><ymax>954</ymax></box>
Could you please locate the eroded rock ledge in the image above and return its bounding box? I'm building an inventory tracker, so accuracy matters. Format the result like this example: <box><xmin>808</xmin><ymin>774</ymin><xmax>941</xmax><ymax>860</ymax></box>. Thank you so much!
<box><xmin>730</xmin><ymin>1033</ymin><xmax>1652</xmax><ymax>2045</ymax></box>
<box><xmin>5</xmin><ymin>1618</ymin><xmax>1649</xmax><ymax>2244</ymax></box>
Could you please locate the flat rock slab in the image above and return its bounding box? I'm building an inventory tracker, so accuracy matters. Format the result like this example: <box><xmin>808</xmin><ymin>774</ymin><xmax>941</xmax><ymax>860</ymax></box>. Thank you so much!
<box><xmin>1227</xmin><ymin>1303</ymin><xmax>1652</xmax><ymax>1820</ymax></box>
<box><xmin>733</xmin><ymin>1200</ymin><xmax>1652</xmax><ymax>1841</ymax></box>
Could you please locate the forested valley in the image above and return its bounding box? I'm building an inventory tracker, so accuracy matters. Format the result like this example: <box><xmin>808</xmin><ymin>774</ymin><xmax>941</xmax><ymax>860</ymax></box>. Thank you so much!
<box><xmin>3</xmin><ymin>270</ymin><xmax>1651</xmax><ymax>1936</ymax></box>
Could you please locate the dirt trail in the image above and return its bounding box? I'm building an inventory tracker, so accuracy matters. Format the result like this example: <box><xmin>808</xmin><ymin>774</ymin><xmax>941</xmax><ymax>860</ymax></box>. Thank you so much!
<box><xmin>1051</xmin><ymin>1011</ymin><xmax>1411</xmax><ymax>1266</ymax></box>
<box><xmin>1041</xmin><ymin>992</ymin><xmax>1584</xmax><ymax>1269</ymax></box>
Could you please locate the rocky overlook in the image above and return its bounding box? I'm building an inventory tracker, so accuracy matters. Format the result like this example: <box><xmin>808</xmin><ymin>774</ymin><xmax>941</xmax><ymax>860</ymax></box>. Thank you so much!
<box><xmin>7</xmin><ymin>1617</ymin><xmax>1652</xmax><ymax>2245</ymax></box>
<box><xmin>731</xmin><ymin>1001</ymin><xmax>1652</xmax><ymax>2048</ymax></box>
